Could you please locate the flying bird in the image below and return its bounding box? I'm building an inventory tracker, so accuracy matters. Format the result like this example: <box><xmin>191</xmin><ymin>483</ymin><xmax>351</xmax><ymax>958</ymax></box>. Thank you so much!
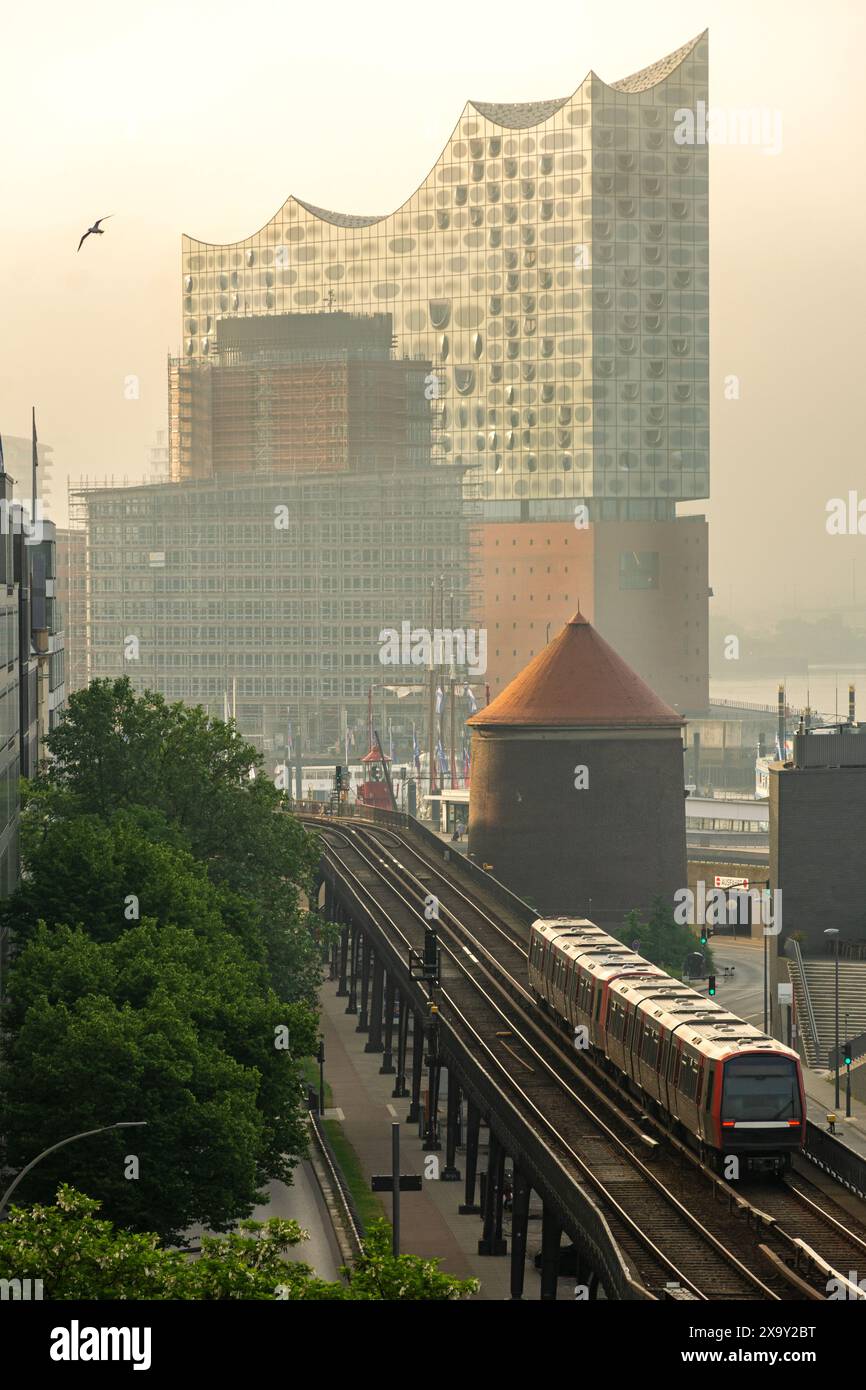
<box><xmin>77</xmin><ymin>216</ymin><xmax>113</xmax><ymax>252</ymax></box>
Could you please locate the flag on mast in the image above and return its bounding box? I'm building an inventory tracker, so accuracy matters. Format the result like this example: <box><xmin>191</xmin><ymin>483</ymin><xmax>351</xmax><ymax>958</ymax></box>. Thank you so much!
<box><xmin>435</xmin><ymin>686</ymin><xmax>444</xmax><ymax>716</ymax></box>
<box><xmin>436</xmin><ymin>738</ymin><xmax>448</xmax><ymax>779</ymax></box>
<box><xmin>31</xmin><ymin>406</ymin><xmax>38</xmax><ymax>515</ymax></box>
<box><xmin>466</xmin><ymin>686</ymin><xmax>478</xmax><ymax>715</ymax></box>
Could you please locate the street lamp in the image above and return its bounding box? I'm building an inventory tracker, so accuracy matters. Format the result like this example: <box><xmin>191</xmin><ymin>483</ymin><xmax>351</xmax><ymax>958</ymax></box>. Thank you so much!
<box><xmin>316</xmin><ymin>1037</ymin><xmax>326</xmax><ymax>1117</ymax></box>
<box><xmin>824</xmin><ymin>928</ymin><xmax>840</xmax><ymax>1110</ymax></box>
<box><xmin>845</xmin><ymin>1011</ymin><xmax>852</xmax><ymax>1119</ymax></box>
<box><xmin>0</xmin><ymin>1122</ymin><xmax>148</xmax><ymax>1219</ymax></box>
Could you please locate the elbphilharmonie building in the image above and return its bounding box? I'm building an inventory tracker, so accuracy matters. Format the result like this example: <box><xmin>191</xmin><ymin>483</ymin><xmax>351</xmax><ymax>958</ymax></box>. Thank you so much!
<box><xmin>174</xmin><ymin>31</ymin><xmax>710</xmax><ymax>711</ymax></box>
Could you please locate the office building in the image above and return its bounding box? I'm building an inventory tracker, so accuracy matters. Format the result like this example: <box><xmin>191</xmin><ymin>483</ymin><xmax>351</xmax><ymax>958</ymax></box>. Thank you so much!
<box><xmin>170</xmin><ymin>311</ymin><xmax>432</xmax><ymax>481</ymax></box>
<box><xmin>75</xmin><ymin>464</ymin><xmax>473</xmax><ymax>768</ymax></box>
<box><xmin>770</xmin><ymin>724</ymin><xmax>866</xmax><ymax>953</ymax></box>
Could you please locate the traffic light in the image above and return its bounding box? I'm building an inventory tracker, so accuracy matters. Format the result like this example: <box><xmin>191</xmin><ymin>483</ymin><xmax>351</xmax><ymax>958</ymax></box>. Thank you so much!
<box><xmin>335</xmin><ymin>765</ymin><xmax>343</xmax><ymax>792</ymax></box>
<box><xmin>700</xmin><ymin>928</ymin><xmax>707</xmax><ymax>945</ymax></box>
<box><xmin>708</xmin><ymin>975</ymin><xmax>716</xmax><ymax>997</ymax></box>
<box><xmin>422</xmin><ymin>924</ymin><xmax>440</xmax><ymax>984</ymax></box>
<box><xmin>844</xmin><ymin>1042</ymin><xmax>852</xmax><ymax>1067</ymax></box>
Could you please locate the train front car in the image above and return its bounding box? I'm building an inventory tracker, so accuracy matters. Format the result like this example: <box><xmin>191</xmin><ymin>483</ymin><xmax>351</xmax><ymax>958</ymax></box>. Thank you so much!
<box><xmin>714</xmin><ymin>1044</ymin><xmax>805</xmax><ymax>1175</ymax></box>
<box><xmin>529</xmin><ymin>918</ymin><xmax>807</xmax><ymax>1178</ymax></box>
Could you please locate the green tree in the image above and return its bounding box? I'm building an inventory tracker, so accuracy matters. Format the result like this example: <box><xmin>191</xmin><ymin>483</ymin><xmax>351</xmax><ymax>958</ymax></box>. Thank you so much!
<box><xmin>344</xmin><ymin>1221</ymin><xmax>479</xmax><ymax>1300</ymax></box>
<box><xmin>0</xmin><ymin>679</ymin><xmax>334</xmax><ymax>1243</ymax></box>
<box><xmin>617</xmin><ymin>897</ymin><xmax>714</xmax><ymax>980</ymax></box>
<box><xmin>0</xmin><ymin>806</ymin><xmax>262</xmax><ymax>958</ymax></box>
<box><xmin>1</xmin><ymin>923</ymin><xmax>317</xmax><ymax>1241</ymax></box>
<box><xmin>0</xmin><ymin>1189</ymin><xmax>478</xmax><ymax>1301</ymax></box>
<box><xmin>13</xmin><ymin>680</ymin><xmax>328</xmax><ymax>1004</ymax></box>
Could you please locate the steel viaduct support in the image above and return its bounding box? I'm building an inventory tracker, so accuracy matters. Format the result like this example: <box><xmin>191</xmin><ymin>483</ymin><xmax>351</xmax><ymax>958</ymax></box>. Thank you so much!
<box><xmin>317</xmin><ymin>840</ymin><xmax>646</xmax><ymax>1303</ymax></box>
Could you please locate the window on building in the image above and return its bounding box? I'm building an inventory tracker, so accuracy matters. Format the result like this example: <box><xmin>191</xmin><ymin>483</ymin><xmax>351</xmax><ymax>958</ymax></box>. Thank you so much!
<box><xmin>619</xmin><ymin>551</ymin><xmax>660</xmax><ymax>590</ymax></box>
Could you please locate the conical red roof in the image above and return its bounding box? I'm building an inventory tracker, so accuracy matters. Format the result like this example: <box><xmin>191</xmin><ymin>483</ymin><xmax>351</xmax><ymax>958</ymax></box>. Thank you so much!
<box><xmin>469</xmin><ymin>613</ymin><xmax>683</xmax><ymax>729</ymax></box>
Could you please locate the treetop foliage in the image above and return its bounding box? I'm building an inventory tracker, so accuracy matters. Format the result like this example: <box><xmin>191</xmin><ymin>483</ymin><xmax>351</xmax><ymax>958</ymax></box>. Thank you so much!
<box><xmin>0</xmin><ymin>1188</ymin><xmax>479</xmax><ymax>1301</ymax></box>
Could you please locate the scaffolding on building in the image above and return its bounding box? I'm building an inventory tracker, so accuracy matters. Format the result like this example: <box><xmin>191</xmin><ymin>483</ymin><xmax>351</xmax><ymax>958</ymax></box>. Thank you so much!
<box><xmin>69</xmin><ymin>464</ymin><xmax>481</xmax><ymax>775</ymax></box>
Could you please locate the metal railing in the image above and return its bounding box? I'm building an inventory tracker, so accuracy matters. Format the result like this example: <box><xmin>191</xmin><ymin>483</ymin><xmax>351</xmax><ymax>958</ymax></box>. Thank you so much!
<box><xmin>789</xmin><ymin>937</ymin><xmax>821</xmax><ymax>1067</ymax></box>
<box><xmin>294</xmin><ymin>800</ymin><xmax>535</xmax><ymax>930</ymax></box>
<box><xmin>805</xmin><ymin>1121</ymin><xmax>866</xmax><ymax>1201</ymax></box>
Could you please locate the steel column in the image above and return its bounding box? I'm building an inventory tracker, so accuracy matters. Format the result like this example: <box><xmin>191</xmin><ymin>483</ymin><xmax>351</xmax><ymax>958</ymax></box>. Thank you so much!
<box><xmin>365</xmin><ymin>955</ymin><xmax>385</xmax><ymax>1052</ymax></box>
<box><xmin>380</xmin><ymin>975</ymin><xmax>396</xmax><ymax>1074</ymax></box>
<box><xmin>540</xmin><ymin>1203</ymin><xmax>562</xmax><ymax>1301</ymax></box>
<box><xmin>407</xmin><ymin>1011</ymin><xmax>423</xmax><ymax>1125</ymax></box>
<box><xmin>345</xmin><ymin>924</ymin><xmax>358</xmax><ymax>1015</ymax></box>
<box><xmin>392</xmin><ymin>992</ymin><xmax>409</xmax><ymax>1098</ymax></box>
<box><xmin>478</xmin><ymin>1129</ymin><xmax>507</xmax><ymax>1255</ymax></box>
<box><xmin>441</xmin><ymin>1072</ymin><xmax>461</xmax><ymax>1180</ymax></box>
<box><xmin>423</xmin><ymin>1047</ymin><xmax>442</xmax><ymax>1152</ymax></box>
<box><xmin>459</xmin><ymin>1099</ymin><xmax>481</xmax><ymax>1214</ymax></box>
<box><xmin>356</xmin><ymin>933</ymin><xmax>371</xmax><ymax>1032</ymax></box>
<box><xmin>509</xmin><ymin>1168</ymin><xmax>531</xmax><ymax>1300</ymax></box>
<box><xmin>336</xmin><ymin>924</ymin><xmax>349</xmax><ymax>998</ymax></box>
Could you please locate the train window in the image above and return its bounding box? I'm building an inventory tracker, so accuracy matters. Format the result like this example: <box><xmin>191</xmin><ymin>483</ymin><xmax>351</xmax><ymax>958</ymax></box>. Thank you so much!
<box><xmin>705</xmin><ymin>1066</ymin><xmax>714</xmax><ymax>1111</ymax></box>
<box><xmin>680</xmin><ymin>1057</ymin><xmax>696</xmax><ymax>1099</ymax></box>
<box><xmin>721</xmin><ymin>1055</ymin><xmax>801</xmax><ymax>1122</ymax></box>
<box><xmin>594</xmin><ymin>988</ymin><xmax>603</xmax><ymax>1021</ymax></box>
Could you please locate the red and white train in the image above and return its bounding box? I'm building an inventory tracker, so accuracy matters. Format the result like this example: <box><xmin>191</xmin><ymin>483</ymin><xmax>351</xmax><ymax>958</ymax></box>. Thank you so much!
<box><xmin>529</xmin><ymin>919</ymin><xmax>805</xmax><ymax>1174</ymax></box>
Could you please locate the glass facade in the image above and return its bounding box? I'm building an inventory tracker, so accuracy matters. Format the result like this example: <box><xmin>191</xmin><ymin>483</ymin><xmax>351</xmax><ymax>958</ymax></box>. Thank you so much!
<box><xmin>80</xmin><ymin>470</ymin><xmax>473</xmax><ymax>763</ymax></box>
<box><xmin>180</xmin><ymin>34</ymin><xmax>708</xmax><ymax>516</ymax></box>
<box><xmin>0</xmin><ymin>476</ymin><xmax>19</xmax><ymax>910</ymax></box>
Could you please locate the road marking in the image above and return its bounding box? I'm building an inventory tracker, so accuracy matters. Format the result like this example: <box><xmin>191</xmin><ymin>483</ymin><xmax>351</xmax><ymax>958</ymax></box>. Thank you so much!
<box><xmin>323</xmin><ymin>1107</ymin><xmax>345</xmax><ymax>1121</ymax></box>
<box><xmin>386</xmin><ymin>1104</ymin><xmax>398</xmax><ymax>1118</ymax></box>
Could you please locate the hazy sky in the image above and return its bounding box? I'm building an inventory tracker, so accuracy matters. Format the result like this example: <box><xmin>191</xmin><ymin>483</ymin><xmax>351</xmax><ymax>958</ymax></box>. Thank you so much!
<box><xmin>2</xmin><ymin>0</ymin><xmax>864</xmax><ymax>621</ymax></box>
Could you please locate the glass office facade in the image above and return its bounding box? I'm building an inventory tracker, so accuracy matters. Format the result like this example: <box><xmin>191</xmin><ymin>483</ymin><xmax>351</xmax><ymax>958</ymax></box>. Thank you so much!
<box><xmin>80</xmin><ymin>469</ymin><xmax>473</xmax><ymax>763</ymax></box>
<box><xmin>180</xmin><ymin>33</ymin><xmax>708</xmax><ymax>516</ymax></box>
<box><xmin>0</xmin><ymin>476</ymin><xmax>19</xmax><ymax>908</ymax></box>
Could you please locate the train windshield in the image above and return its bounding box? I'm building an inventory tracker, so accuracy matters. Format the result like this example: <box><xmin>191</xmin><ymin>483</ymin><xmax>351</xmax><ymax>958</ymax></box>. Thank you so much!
<box><xmin>721</xmin><ymin>1055</ymin><xmax>801</xmax><ymax>1122</ymax></box>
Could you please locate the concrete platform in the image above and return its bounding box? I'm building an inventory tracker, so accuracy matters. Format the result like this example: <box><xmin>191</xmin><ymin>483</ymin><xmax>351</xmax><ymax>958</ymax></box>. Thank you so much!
<box><xmin>319</xmin><ymin>975</ymin><xmax>579</xmax><ymax>1300</ymax></box>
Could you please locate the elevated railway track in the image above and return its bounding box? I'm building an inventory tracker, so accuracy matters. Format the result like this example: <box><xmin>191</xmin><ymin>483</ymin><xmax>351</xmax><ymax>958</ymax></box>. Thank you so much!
<box><xmin>299</xmin><ymin>806</ymin><xmax>866</xmax><ymax>1301</ymax></box>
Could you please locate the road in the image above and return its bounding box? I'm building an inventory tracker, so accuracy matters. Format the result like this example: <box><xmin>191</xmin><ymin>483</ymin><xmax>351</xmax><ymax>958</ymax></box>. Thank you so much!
<box><xmin>249</xmin><ymin>1164</ymin><xmax>343</xmax><ymax>1282</ymax></box>
<box><xmin>703</xmin><ymin>936</ymin><xmax>766</xmax><ymax>1028</ymax></box>
<box><xmin>184</xmin><ymin>1163</ymin><xmax>343</xmax><ymax>1283</ymax></box>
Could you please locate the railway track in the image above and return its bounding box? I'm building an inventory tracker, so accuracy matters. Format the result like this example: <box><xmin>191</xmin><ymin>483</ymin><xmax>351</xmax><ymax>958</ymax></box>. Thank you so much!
<box><xmin>311</xmin><ymin>818</ymin><xmax>789</xmax><ymax>1299</ymax></box>
<box><xmin>303</xmin><ymin>811</ymin><xmax>866</xmax><ymax>1301</ymax></box>
<box><xmin>353</xmin><ymin>820</ymin><xmax>866</xmax><ymax>1299</ymax></box>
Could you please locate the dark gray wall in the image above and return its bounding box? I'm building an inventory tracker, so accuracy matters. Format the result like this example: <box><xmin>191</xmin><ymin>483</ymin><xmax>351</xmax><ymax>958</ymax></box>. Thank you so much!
<box><xmin>771</xmin><ymin>766</ymin><xmax>866</xmax><ymax>951</ymax></box>
<box><xmin>468</xmin><ymin>729</ymin><xmax>687</xmax><ymax>926</ymax></box>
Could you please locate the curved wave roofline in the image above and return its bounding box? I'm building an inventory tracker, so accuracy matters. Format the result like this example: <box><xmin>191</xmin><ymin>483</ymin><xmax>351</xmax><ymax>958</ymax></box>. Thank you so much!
<box><xmin>185</xmin><ymin>31</ymin><xmax>706</xmax><ymax>244</ymax></box>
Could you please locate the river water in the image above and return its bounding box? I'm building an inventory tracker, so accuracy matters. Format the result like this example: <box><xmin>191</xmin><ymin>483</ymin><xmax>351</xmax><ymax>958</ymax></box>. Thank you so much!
<box><xmin>711</xmin><ymin>670</ymin><xmax>866</xmax><ymax>720</ymax></box>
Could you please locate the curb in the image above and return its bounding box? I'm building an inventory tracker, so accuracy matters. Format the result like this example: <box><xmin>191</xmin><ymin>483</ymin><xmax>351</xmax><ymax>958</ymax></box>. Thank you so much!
<box><xmin>305</xmin><ymin>1113</ymin><xmax>363</xmax><ymax>1268</ymax></box>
